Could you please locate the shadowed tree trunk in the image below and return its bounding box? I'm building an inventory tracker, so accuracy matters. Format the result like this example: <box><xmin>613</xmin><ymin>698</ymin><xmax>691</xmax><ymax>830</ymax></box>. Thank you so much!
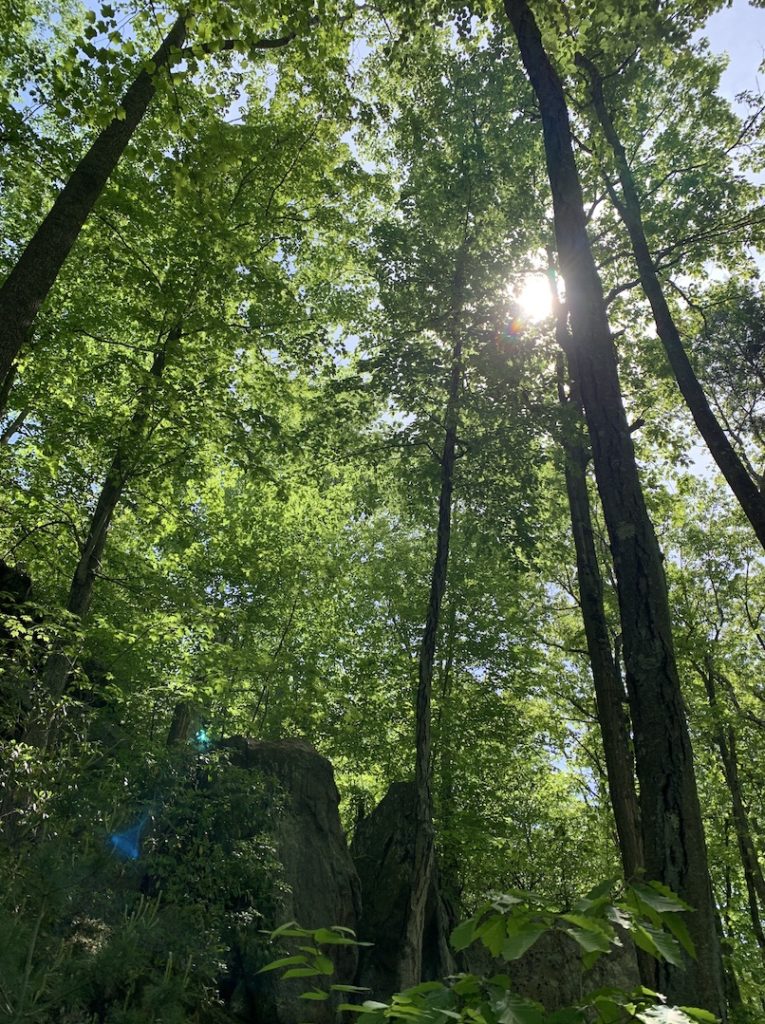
<box><xmin>554</xmin><ymin>330</ymin><xmax>643</xmax><ymax>882</ymax></box>
<box><xmin>403</xmin><ymin>245</ymin><xmax>467</xmax><ymax>989</ymax></box>
<box><xmin>31</xmin><ymin>326</ymin><xmax>180</xmax><ymax>740</ymax></box>
<box><xmin>0</xmin><ymin>16</ymin><xmax>187</xmax><ymax>381</ymax></box>
<box><xmin>575</xmin><ymin>52</ymin><xmax>765</xmax><ymax>554</ymax></box>
<box><xmin>0</xmin><ymin>362</ymin><xmax>17</xmax><ymax>420</ymax></box>
<box><xmin>504</xmin><ymin>0</ymin><xmax>724</xmax><ymax>1013</ymax></box>
<box><xmin>555</xmin><ymin>323</ymin><xmax>653</xmax><ymax>988</ymax></box>
<box><xmin>167</xmin><ymin>700</ymin><xmax>195</xmax><ymax>747</ymax></box>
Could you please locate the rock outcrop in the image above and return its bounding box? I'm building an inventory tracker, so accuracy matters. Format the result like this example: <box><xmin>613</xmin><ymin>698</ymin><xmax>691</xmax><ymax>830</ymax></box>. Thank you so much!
<box><xmin>464</xmin><ymin>929</ymin><xmax>639</xmax><ymax>1010</ymax></box>
<box><xmin>222</xmin><ymin>738</ymin><xmax>361</xmax><ymax>1024</ymax></box>
<box><xmin>351</xmin><ymin>780</ymin><xmax>455</xmax><ymax>998</ymax></box>
<box><xmin>352</xmin><ymin>780</ymin><xmax>638</xmax><ymax>1012</ymax></box>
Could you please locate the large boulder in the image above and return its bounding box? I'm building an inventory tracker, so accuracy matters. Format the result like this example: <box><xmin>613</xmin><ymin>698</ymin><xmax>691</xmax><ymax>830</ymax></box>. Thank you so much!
<box><xmin>352</xmin><ymin>780</ymin><xmax>638</xmax><ymax>1011</ymax></box>
<box><xmin>464</xmin><ymin>929</ymin><xmax>639</xmax><ymax>1010</ymax></box>
<box><xmin>221</xmin><ymin>738</ymin><xmax>362</xmax><ymax>1024</ymax></box>
<box><xmin>351</xmin><ymin>781</ymin><xmax>454</xmax><ymax>998</ymax></box>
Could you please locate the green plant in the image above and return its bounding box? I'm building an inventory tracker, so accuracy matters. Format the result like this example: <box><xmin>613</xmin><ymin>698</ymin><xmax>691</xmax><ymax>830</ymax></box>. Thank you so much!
<box><xmin>264</xmin><ymin>881</ymin><xmax>718</xmax><ymax>1024</ymax></box>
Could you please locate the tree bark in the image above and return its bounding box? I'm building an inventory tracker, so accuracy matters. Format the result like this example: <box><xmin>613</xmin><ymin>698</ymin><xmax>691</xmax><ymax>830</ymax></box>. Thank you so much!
<box><xmin>0</xmin><ymin>16</ymin><xmax>187</xmax><ymax>382</ymax></box>
<box><xmin>504</xmin><ymin>0</ymin><xmax>724</xmax><ymax>1013</ymax></box>
<box><xmin>575</xmin><ymin>52</ymin><xmax>765</xmax><ymax>554</ymax></box>
<box><xmin>0</xmin><ymin>362</ymin><xmax>17</xmax><ymax>419</ymax></box>
<box><xmin>403</xmin><ymin>247</ymin><xmax>466</xmax><ymax>989</ymax></box>
<box><xmin>554</xmin><ymin>337</ymin><xmax>643</xmax><ymax>882</ymax></box>
<box><xmin>166</xmin><ymin>699</ymin><xmax>194</xmax><ymax>747</ymax></box>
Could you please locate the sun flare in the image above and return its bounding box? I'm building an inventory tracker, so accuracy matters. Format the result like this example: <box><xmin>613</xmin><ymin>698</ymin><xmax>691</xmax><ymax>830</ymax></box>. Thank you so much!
<box><xmin>513</xmin><ymin>273</ymin><xmax>554</xmax><ymax>323</ymax></box>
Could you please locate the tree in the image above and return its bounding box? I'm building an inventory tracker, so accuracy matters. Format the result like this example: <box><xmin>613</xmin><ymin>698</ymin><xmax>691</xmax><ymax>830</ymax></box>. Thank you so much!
<box><xmin>502</xmin><ymin>0</ymin><xmax>724</xmax><ymax>1011</ymax></box>
<box><xmin>0</xmin><ymin>0</ymin><xmax>328</xmax><ymax>383</ymax></box>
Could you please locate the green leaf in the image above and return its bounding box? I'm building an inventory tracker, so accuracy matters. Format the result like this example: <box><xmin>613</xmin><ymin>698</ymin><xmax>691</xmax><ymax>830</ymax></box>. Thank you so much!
<box><xmin>477</xmin><ymin>913</ymin><xmax>506</xmax><ymax>956</ymax></box>
<box><xmin>492</xmin><ymin>991</ymin><xmax>545</xmax><ymax>1024</ymax></box>
<box><xmin>314</xmin><ymin>954</ymin><xmax>335</xmax><ymax>975</ymax></box>
<box><xmin>564</xmin><ymin>927</ymin><xmax>612</xmax><ymax>955</ymax></box>
<box><xmin>313</xmin><ymin>927</ymin><xmax>359</xmax><ymax>945</ymax></box>
<box><xmin>677</xmin><ymin>1008</ymin><xmax>717</xmax><ymax>1022</ymax></box>
<box><xmin>282</xmin><ymin>967</ymin><xmax>322</xmax><ymax>979</ymax></box>
<box><xmin>663</xmin><ymin>913</ymin><xmax>696</xmax><ymax>959</ymax></box>
<box><xmin>450</xmin><ymin>916</ymin><xmax>477</xmax><ymax>952</ymax></box>
<box><xmin>501</xmin><ymin>923</ymin><xmax>547</xmax><ymax>960</ymax></box>
<box><xmin>630</xmin><ymin>881</ymin><xmax>690</xmax><ymax>914</ymax></box>
<box><xmin>299</xmin><ymin>990</ymin><xmax>330</xmax><ymax>1000</ymax></box>
<box><xmin>258</xmin><ymin>955</ymin><xmax>308</xmax><ymax>974</ymax></box>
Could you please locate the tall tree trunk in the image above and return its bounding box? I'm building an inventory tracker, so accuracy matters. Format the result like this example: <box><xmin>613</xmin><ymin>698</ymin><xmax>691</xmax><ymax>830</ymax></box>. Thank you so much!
<box><xmin>34</xmin><ymin>329</ymin><xmax>178</xmax><ymax>729</ymax></box>
<box><xmin>0</xmin><ymin>17</ymin><xmax>187</xmax><ymax>382</ymax></box>
<box><xmin>0</xmin><ymin>362</ymin><xmax>17</xmax><ymax>419</ymax></box>
<box><xmin>554</xmin><ymin>337</ymin><xmax>643</xmax><ymax>882</ymax></box>
<box><xmin>556</xmin><ymin>340</ymin><xmax>656</xmax><ymax>988</ymax></box>
<box><xmin>575</xmin><ymin>53</ymin><xmax>765</xmax><ymax>554</ymax></box>
<box><xmin>504</xmin><ymin>0</ymin><xmax>724</xmax><ymax>1013</ymax></box>
<box><xmin>402</xmin><ymin>248</ymin><xmax>466</xmax><ymax>989</ymax></box>
<box><xmin>699</xmin><ymin>657</ymin><xmax>765</xmax><ymax>960</ymax></box>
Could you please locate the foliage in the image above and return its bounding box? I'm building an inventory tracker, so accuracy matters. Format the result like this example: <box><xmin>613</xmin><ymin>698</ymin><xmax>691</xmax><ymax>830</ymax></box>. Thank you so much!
<box><xmin>2</xmin><ymin>0</ymin><xmax>765</xmax><ymax>1017</ymax></box>
<box><xmin>263</xmin><ymin>881</ymin><xmax>715</xmax><ymax>1024</ymax></box>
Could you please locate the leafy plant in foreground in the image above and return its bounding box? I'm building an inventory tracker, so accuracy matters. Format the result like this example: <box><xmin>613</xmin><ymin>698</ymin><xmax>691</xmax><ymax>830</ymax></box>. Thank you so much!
<box><xmin>264</xmin><ymin>880</ymin><xmax>717</xmax><ymax>1024</ymax></box>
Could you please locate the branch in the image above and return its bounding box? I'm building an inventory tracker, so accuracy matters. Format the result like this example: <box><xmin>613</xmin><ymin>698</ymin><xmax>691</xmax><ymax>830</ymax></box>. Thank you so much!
<box><xmin>180</xmin><ymin>30</ymin><xmax>299</xmax><ymax>60</ymax></box>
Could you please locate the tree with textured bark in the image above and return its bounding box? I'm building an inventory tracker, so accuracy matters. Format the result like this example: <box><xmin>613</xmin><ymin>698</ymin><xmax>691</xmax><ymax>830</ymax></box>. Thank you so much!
<box><xmin>367</xmin><ymin>27</ymin><xmax>549</xmax><ymax>984</ymax></box>
<box><xmin>552</xmin><ymin>287</ymin><xmax>643</xmax><ymax>885</ymax></box>
<box><xmin>502</xmin><ymin>0</ymin><xmax>724</xmax><ymax>1012</ymax></box>
<box><xmin>574</xmin><ymin>50</ymin><xmax>765</xmax><ymax>554</ymax></box>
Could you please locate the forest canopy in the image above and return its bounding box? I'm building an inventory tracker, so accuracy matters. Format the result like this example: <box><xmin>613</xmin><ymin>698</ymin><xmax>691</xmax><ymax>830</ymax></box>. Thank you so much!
<box><xmin>2</xmin><ymin>0</ymin><xmax>765</xmax><ymax>1021</ymax></box>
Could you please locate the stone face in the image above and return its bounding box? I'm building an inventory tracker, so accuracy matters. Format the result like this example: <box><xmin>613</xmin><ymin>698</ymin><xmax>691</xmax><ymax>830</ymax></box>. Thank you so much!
<box><xmin>351</xmin><ymin>780</ymin><xmax>454</xmax><ymax>999</ymax></box>
<box><xmin>352</xmin><ymin>780</ymin><xmax>638</xmax><ymax>1012</ymax></box>
<box><xmin>464</xmin><ymin>928</ymin><xmax>639</xmax><ymax>1011</ymax></box>
<box><xmin>221</xmin><ymin>738</ymin><xmax>361</xmax><ymax>1024</ymax></box>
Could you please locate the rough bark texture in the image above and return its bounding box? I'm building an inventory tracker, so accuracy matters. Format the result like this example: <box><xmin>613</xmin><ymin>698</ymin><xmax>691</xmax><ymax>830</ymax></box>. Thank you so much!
<box><xmin>0</xmin><ymin>16</ymin><xmax>187</xmax><ymax>380</ymax></box>
<box><xmin>166</xmin><ymin>699</ymin><xmax>195</xmax><ymax>747</ymax></box>
<box><xmin>503</xmin><ymin>0</ymin><xmax>724</xmax><ymax>1013</ymax></box>
<box><xmin>556</xmin><ymin>344</ymin><xmax>654</xmax><ymax>989</ymax></box>
<box><xmin>352</xmin><ymin>781</ymin><xmax>458</xmax><ymax>999</ymax></box>
<box><xmin>222</xmin><ymin>738</ymin><xmax>362</xmax><ymax>1023</ymax></box>
<box><xmin>555</xmin><ymin>334</ymin><xmax>643</xmax><ymax>884</ymax></box>
<box><xmin>406</xmin><ymin>249</ymin><xmax>466</xmax><ymax>988</ymax></box>
<box><xmin>576</xmin><ymin>52</ymin><xmax>765</xmax><ymax>554</ymax></box>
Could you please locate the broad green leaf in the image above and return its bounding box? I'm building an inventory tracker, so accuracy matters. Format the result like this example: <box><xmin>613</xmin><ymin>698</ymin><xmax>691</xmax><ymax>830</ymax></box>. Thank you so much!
<box><xmin>501</xmin><ymin>923</ymin><xmax>547</xmax><ymax>960</ymax></box>
<box><xmin>258</xmin><ymin>955</ymin><xmax>308</xmax><ymax>973</ymax></box>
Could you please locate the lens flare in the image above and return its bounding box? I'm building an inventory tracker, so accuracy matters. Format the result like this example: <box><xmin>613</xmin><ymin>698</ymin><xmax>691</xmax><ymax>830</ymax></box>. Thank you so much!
<box><xmin>514</xmin><ymin>273</ymin><xmax>554</xmax><ymax>323</ymax></box>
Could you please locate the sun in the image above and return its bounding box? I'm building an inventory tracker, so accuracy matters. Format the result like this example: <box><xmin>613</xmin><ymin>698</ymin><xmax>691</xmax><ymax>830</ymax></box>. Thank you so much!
<box><xmin>513</xmin><ymin>273</ymin><xmax>554</xmax><ymax>323</ymax></box>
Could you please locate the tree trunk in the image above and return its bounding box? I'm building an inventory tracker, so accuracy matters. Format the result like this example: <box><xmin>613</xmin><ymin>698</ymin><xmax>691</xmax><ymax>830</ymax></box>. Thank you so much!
<box><xmin>555</xmin><ymin>341</ymin><xmax>643</xmax><ymax>883</ymax></box>
<box><xmin>504</xmin><ymin>0</ymin><xmax>724</xmax><ymax>1013</ymax></box>
<box><xmin>403</xmin><ymin>248</ymin><xmax>466</xmax><ymax>989</ymax></box>
<box><xmin>0</xmin><ymin>15</ymin><xmax>187</xmax><ymax>381</ymax></box>
<box><xmin>700</xmin><ymin>658</ymin><xmax>765</xmax><ymax>960</ymax></box>
<box><xmin>167</xmin><ymin>699</ymin><xmax>194</xmax><ymax>747</ymax></box>
<box><xmin>0</xmin><ymin>362</ymin><xmax>17</xmax><ymax>419</ymax></box>
<box><xmin>575</xmin><ymin>53</ymin><xmax>765</xmax><ymax>554</ymax></box>
<box><xmin>555</xmin><ymin>320</ymin><xmax>653</xmax><ymax>988</ymax></box>
<box><xmin>34</xmin><ymin>329</ymin><xmax>178</xmax><ymax>725</ymax></box>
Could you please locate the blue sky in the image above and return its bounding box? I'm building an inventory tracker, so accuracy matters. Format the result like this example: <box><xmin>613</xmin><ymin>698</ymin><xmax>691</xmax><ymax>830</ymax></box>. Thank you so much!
<box><xmin>701</xmin><ymin>0</ymin><xmax>765</xmax><ymax>102</ymax></box>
